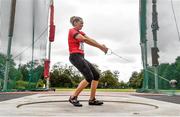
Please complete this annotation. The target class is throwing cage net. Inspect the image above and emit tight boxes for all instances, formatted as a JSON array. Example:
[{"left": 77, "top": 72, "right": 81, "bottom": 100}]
[
  {"left": 140, "top": 0, "right": 180, "bottom": 95},
  {"left": 0, "top": 0, "right": 51, "bottom": 91}
]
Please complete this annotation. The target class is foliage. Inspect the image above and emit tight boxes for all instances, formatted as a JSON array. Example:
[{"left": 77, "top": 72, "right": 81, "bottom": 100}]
[
  {"left": 130, "top": 56, "right": 180, "bottom": 89},
  {"left": 50, "top": 56, "right": 180, "bottom": 89},
  {"left": 99, "top": 70, "right": 119, "bottom": 88},
  {"left": 50, "top": 62, "right": 121, "bottom": 88},
  {"left": 15, "top": 80, "right": 36, "bottom": 90},
  {"left": 36, "top": 79, "right": 45, "bottom": 88},
  {"left": 0, "top": 52, "right": 45, "bottom": 91},
  {"left": 128, "top": 71, "right": 143, "bottom": 89},
  {"left": 1, "top": 52, "right": 180, "bottom": 90}
]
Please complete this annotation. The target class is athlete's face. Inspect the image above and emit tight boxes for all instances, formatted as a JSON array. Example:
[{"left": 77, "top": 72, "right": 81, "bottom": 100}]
[{"left": 74, "top": 20, "right": 83, "bottom": 30}]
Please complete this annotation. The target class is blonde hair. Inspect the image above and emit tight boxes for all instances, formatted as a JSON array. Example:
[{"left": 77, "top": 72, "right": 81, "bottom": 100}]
[{"left": 70, "top": 16, "right": 83, "bottom": 26}]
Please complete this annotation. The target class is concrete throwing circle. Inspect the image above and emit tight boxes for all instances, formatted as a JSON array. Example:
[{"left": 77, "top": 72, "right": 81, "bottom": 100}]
[{"left": 17, "top": 100, "right": 158, "bottom": 115}]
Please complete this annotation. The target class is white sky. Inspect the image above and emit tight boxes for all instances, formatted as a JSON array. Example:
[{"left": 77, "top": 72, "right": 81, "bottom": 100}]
[{"left": 51, "top": 0, "right": 142, "bottom": 82}]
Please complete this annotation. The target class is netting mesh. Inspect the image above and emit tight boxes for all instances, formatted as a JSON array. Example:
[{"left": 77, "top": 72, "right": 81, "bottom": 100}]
[
  {"left": 140, "top": 0, "right": 180, "bottom": 93},
  {"left": 0, "top": 0, "right": 50, "bottom": 91}
]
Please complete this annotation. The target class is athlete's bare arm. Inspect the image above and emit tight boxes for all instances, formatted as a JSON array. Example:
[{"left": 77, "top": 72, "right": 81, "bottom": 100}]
[{"left": 75, "top": 34, "right": 108, "bottom": 53}]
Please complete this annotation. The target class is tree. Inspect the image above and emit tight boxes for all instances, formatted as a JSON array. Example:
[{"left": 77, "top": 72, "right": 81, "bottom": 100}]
[
  {"left": 99, "top": 70, "right": 119, "bottom": 88},
  {"left": 128, "top": 71, "right": 143, "bottom": 89},
  {"left": 50, "top": 63, "right": 122, "bottom": 88},
  {"left": 0, "top": 53, "right": 23, "bottom": 89},
  {"left": 0, "top": 53, "right": 17, "bottom": 79},
  {"left": 18, "top": 65, "right": 29, "bottom": 81},
  {"left": 18, "top": 59, "right": 44, "bottom": 82},
  {"left": 50, "top": 63, "right": 76, "bottom": 87},
  {"left": 119, "top": 80, "right": 128, "bottom": 89}
]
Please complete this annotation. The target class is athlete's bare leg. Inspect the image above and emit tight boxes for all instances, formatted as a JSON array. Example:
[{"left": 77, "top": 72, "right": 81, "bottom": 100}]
[
  {"left": 71, "top": 79, "right": 89, "bottom": 97},
  {"left": 90, "top": 80, "right": 98, "bottom": 100}
]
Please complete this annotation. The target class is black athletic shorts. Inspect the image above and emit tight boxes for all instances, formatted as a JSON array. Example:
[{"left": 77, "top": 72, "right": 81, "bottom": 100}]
[{"left": 69, "top": 53, "right": 100, "bottom": 83}]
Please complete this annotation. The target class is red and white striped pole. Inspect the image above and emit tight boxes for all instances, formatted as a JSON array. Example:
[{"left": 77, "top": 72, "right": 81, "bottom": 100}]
[{"left": 44, "top": 0, "right": 55, "bottom": 90}]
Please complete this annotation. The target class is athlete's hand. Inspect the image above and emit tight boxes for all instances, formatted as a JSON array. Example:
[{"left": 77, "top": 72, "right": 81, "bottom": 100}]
[{"left": 100, "top": 44, "right": 108, "bottom": 54}]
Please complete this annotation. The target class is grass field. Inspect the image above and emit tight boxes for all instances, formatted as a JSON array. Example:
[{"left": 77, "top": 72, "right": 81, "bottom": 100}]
[
  {"left": 54, "top": 88, "right": 180, "bottom": 94},
  {"left": 55, "top": 88, "right": 136, "bottom": 92}
]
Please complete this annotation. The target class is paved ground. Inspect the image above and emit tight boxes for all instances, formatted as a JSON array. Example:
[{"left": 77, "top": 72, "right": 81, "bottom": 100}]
[
  {"left": 133, "top": 94, "right": 180, "bottom": 104},
  {"left": 0, "top": 91, "right": 180, "bottom": 117},
  {"left": 0, "top": 93, "right": 33, "bottom": 102}
]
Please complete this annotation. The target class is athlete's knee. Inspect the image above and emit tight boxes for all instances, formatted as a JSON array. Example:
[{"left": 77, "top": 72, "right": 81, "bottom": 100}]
[
  {"left": 85, "top": 78, "right": 92, "bottom": 83},
  {"left": 83, "top": 72, "right": 94, "bottom": 83},
  {"left": 93, "top": 73, "right": 100, "bottom": 81}
]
